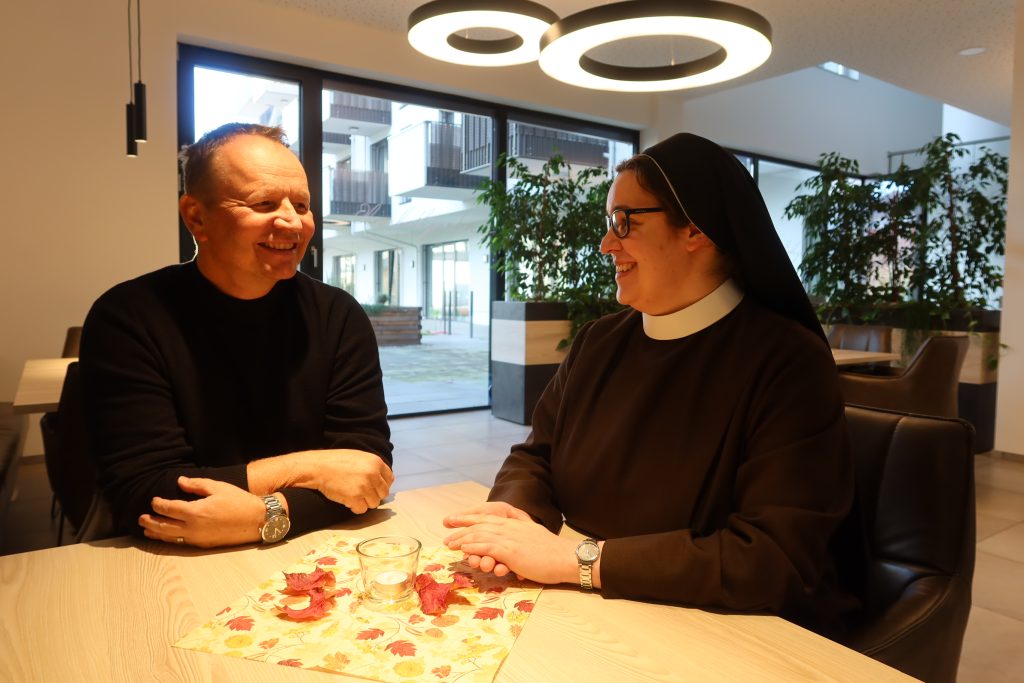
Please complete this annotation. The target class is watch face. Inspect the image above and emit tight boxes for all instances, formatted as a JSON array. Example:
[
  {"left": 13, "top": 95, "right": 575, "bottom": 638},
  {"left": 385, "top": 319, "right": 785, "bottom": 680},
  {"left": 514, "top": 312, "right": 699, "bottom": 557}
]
[
  {"left": 577, "top": 541, "right": 600, "bottom": 563},
  {"left": 261, "top": 514, "right": 290, "bottom": 543}
]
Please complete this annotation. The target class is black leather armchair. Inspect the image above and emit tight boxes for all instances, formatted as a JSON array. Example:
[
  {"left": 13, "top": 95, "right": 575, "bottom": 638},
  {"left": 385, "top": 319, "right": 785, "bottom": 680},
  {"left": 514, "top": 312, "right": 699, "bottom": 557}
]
[
  {"left": 42, "top": 361, "right": 114, "bottom": 544},
  {"left": 828, "top": 323, "right": 893, "bottom": 352},
  {"left": 838, "top": 335, "right": 969, "bottom": 418},
  {"left": 840, "top": 405, "right": 975, "bottom": 683}
]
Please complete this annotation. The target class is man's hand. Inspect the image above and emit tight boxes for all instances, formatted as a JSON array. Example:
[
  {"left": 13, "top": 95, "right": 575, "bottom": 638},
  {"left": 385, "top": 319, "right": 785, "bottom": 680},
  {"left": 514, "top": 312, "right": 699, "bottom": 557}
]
[
  {"left": 139, "top": 476, "right": 269, "bottom": 548},
  {"left": 443, "top": 510, "right": 587, "bottom": 586},
  {"left": 247, "top": 449, "right": 394, "bottom": 514},
  {"left": 307, "top": 450, "right": 394, "bottom": 513}
]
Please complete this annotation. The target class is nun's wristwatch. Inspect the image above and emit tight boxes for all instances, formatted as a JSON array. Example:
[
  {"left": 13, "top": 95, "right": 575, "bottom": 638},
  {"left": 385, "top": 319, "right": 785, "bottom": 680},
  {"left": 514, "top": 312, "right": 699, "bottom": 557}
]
[
  {"left": 575, "top": 538, "right": 601, "bottom": 590},
  {"left": 259, "top": 494, "right": 290, "bottom": 543}
]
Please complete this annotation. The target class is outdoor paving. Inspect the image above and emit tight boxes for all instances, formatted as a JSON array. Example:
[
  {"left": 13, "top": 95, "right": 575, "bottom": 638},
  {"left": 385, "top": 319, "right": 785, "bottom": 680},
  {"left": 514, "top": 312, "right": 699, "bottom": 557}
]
[{"left": 378, "top": 332, "right": 489, "bottom": 415}]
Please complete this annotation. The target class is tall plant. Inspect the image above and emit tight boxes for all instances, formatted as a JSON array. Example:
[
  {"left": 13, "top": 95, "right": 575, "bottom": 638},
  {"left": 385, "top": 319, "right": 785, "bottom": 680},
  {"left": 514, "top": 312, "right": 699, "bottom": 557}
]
[
  {"left": 477, "top": 153, "right": 620, "bottom": 343},
  {"left": 785, "top": 134, "right": 1008, "bottom": 327},
  {"left": 783, "top": 152, "right": 881, "bottom": 322},
  {"left": 916, "top": 133, "right": 1007, "bottom": 312}
]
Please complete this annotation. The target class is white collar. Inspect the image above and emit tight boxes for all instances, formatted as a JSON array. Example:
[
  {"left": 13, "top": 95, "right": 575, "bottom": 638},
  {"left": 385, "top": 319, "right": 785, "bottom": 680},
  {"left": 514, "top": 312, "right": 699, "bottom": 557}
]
[{"left": 641, "top": 279, "right": 744, "bottom": 340}]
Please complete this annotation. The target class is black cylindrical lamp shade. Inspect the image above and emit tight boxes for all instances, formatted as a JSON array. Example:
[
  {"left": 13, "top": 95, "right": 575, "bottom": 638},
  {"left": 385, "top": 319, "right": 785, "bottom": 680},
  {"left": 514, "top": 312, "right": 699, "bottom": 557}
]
[
  {"left": 126, "top": 103, "right": 138, "bottom": 157},
  {"left": 133, "top": 81, "right": 147, "bottom": 142}
]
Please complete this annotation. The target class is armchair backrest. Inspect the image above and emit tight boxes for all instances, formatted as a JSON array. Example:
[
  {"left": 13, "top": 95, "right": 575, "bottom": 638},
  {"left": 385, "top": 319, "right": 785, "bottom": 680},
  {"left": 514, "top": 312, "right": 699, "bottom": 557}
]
[
  {"left": 841, "top": 405, "right": 975, "bottom": 683},
  {"left": 838, "top": 334, "right": 969, "bottom": 418}
]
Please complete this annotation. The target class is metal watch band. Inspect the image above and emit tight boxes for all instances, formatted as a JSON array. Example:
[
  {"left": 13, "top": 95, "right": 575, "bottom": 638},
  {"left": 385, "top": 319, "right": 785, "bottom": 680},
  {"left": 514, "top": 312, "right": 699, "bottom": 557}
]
[
  {"left": 262, "top": 494, "right": 284, "bottom": 519},
  {"left": 579, "top": 562, "right": 594, "bottom": 590}
]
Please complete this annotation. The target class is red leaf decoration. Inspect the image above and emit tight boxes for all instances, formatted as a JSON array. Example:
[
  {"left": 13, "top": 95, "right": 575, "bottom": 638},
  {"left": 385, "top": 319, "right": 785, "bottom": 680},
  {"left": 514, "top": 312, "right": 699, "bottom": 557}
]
[
  {"left": 408, "top": 614, "right": 425, "bottom": 624},
  {"left": 282, "top": 567, "right": 335, "bottom": 594},
  {"left": 226, "top": 616, "right": 254, "bottom": 631},
  {"left": 334, "top": 587, "right": 352, "bottom": 597},
  {"left": 356, "top": 627, "right": 385, "bottom": 641},
  {"left": 259, "top": 638, "right": 279, "bottom": 649},
  {"left": 278, "top": 587, "right": 336, "bottom": 621},
  {"left": 433, "top": 665, "right": 452, "bottom": 678},
  {"left": 474, "top": 606, "right": 504, "bottom": 620},
  {"left": 278, "top": 659, "right": 303, "bottom": 667},
  {"left": 422, "top": 563, "right": 443, "bottom": 572},
  {"left": 417, "top": 577, "right": 454, "bottom": 616},
  {"left": 315, "top": 556, "right": 337, "bottom": 566},
  {"left": 386, "top": 639, "right": 416, "bottom": 657},
  {"left": 216, "top": 606, "right": 231, "bottom": 616},
  {"left": 515, "top": 600, "right": 534, "bottom": 613},
  {"left": 414, "top": 572, "right": 476, "bottom": 616}
]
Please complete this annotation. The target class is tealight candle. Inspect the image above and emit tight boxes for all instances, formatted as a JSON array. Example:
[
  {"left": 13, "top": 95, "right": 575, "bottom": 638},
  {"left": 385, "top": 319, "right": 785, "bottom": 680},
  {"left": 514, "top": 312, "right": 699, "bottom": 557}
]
[{"left": 373, "top": 570, "right": 411, "bottom": 598}]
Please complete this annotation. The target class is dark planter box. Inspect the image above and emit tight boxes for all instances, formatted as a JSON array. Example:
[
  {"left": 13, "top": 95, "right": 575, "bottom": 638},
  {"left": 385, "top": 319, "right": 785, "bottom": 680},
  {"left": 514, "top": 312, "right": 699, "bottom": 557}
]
[
  {"left": 366, "top": 306, "right": 422, "bottom": 346},
  {"left": 490, "top": 301, "right": 569, "bottom": 425}
]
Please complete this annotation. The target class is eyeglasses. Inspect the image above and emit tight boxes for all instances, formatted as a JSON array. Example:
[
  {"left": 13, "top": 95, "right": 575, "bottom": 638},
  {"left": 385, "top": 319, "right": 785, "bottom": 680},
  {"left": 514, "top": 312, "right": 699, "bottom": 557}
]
[{"left": 606, "top": 207, "right": 665, "bottom": 238}]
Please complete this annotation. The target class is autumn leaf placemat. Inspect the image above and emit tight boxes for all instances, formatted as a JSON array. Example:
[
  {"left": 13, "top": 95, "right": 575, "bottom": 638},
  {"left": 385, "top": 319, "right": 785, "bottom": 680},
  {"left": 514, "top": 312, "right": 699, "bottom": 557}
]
[{"left": 174, "top": 535, "right": 542, "bottom": 682}]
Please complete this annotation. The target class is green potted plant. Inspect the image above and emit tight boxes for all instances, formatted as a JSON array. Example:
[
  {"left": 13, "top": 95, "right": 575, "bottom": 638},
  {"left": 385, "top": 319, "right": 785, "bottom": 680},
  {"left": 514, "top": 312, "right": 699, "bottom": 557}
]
[
  {"left": 477, "top": 153, "right": 620, "bottom": 423},
  {"left": 784, "top": 133, "right": 1008, "bottom": 450}
]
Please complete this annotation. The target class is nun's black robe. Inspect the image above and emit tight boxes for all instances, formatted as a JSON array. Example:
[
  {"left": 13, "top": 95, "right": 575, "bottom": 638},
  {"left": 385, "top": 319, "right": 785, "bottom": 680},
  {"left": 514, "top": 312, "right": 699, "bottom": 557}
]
[{"left": 489, "top": 296, "right": 858, "bottom": 635}]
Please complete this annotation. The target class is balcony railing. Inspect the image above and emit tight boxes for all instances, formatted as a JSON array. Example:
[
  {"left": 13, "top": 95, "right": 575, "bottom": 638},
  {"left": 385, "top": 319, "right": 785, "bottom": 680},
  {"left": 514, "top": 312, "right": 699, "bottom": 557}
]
[
  {"left": 424, "top": 122, "right": 487, "bottom": 190},
  {"left": 330, "top": 168, "right": 391, "bottom": 218},
  {"left": 462, "top": 114, "right": 492, "bottom": 172},
  {"left": 328, "top": 93, "right": 391, "bottom": 125},
  {"left": 510, "top": 124, "right": 608, "bottom": 167}
]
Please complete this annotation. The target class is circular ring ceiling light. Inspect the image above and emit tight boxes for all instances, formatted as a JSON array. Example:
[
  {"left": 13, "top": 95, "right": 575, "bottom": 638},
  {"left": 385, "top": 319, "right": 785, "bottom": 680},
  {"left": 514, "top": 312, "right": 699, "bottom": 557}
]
[
  {"left": 408, "top": 0, "right": 558, "bottom": 67},
  {"left": 538, "top": 0, "right": 772, "bottom": 92}
]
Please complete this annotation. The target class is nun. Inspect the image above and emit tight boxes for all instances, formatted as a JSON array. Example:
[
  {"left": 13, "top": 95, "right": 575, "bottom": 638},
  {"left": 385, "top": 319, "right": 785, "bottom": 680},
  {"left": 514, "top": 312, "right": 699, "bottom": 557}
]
[{"left": 444, "top": 133, "right": 859, "bottom": 636}]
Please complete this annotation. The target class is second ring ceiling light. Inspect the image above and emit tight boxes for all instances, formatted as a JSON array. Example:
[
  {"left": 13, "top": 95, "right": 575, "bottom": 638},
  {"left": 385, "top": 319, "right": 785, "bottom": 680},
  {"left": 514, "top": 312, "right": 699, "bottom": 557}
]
[{"left": 407, "top": 0, "right": 773, "bottom": 92}]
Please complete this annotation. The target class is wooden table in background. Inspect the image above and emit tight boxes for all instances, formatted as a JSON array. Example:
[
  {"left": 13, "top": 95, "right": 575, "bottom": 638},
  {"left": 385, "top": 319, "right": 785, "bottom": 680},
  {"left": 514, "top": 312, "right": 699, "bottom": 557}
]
[
  {"left": 832, "top": 349, "right": 901, "bottom": 367},
  {"left": 0, "top": 481, "right": 917, "bottom": 682},
  {"left": 12, "top": 357, "right": 75, "bottom": 414}
]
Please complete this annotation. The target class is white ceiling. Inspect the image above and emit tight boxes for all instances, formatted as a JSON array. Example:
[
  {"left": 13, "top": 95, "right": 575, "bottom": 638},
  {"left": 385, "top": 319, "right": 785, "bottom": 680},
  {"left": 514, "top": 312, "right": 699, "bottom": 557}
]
[{"left": 259, "top": 0, "right": 1015, "bottom": 125}]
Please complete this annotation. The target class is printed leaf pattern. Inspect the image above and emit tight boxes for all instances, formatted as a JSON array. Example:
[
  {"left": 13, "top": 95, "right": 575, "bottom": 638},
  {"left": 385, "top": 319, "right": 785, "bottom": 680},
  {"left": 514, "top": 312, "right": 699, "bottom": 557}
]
[{"left": 174, "top": 535, "right": 542, "bottom": 683}]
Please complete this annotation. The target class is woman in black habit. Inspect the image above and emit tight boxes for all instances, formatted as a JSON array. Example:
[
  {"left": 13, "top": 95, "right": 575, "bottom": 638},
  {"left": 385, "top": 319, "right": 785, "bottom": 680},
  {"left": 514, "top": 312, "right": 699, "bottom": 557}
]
[{"left": 444, "top": 132, "right": 858, "bottom": 636}]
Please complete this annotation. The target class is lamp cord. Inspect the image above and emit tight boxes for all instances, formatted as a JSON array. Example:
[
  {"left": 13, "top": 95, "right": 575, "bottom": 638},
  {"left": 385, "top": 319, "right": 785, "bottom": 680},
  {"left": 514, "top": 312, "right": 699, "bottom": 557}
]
[
  {"left": 127, "top": 0, "right": 133, "bottom": 100},
  {"left": 136, "top": 0, "right": 142, "bottom": 81}
]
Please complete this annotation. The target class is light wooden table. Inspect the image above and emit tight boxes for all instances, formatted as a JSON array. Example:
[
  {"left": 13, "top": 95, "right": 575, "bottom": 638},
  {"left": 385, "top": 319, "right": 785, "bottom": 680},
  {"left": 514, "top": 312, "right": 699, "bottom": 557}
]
[
  {"left": 12, "top": 357, "right": 75, "bottom": 414},
  {"left": 0, "top": 481, "right": 916, "bottom": 682},
  {"left": 832, "top": 349, "right": 901, "bottom": 367}
]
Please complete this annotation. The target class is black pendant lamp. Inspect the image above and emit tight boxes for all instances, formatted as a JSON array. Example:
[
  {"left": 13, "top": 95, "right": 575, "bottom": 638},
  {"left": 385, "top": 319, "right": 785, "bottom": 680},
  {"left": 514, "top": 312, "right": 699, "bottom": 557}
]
[{"left": 125, "top": 0, "right": 146, "bottom": 157}]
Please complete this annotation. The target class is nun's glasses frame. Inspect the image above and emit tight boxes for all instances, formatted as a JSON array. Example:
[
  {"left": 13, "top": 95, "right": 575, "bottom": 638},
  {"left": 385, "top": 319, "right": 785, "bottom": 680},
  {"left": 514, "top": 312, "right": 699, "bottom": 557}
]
[{"left": 607, "top": 207, "right": 665, "bottom": 239}]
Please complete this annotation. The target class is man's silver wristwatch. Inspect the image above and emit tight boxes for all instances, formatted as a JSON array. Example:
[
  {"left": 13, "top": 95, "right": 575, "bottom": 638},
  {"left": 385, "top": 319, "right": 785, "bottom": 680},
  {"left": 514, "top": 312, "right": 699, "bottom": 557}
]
[
  {"left": 575, "top": 538, "right": 601, "bottom": 590},
  {"left": 259, "top": 494, "right": 291, "bottom": 544}
]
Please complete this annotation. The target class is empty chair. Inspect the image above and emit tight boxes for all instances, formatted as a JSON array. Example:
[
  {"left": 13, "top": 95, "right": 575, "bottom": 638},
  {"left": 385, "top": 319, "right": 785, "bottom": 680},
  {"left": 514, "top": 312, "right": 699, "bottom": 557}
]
[
  {"left": 838, "top": 334, "right": 969, "bottom": 418},
  {"left": 839, "top": 404, "right": 975, "bottom": 683}
]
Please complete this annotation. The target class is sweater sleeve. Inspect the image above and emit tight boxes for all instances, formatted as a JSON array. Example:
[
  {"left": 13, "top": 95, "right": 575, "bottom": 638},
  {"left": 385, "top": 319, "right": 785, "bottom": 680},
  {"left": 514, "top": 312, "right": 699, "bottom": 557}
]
[
  {"left": 486, "top": 322, "right": 598, "bottom": 532},
  {"left": 279, "top": 295, "right": 393, "bottom": 533},
  {"left": 598, "top": 338, "right": 853, "bottom": 628},
  {"left": 80, "top": 288, "right": 250, "bottom": 535}
]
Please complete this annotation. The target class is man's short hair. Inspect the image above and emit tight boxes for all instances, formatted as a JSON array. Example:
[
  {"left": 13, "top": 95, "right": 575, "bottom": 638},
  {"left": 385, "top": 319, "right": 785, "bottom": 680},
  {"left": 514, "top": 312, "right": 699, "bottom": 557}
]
[{"left": 179, "top": 122, "right": 289, "bottom": 201}]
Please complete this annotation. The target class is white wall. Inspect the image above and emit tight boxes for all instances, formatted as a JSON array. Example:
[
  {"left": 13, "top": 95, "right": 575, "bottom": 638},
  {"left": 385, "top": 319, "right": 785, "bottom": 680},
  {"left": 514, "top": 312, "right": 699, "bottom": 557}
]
[
  {"left": 661, "top": 67, "right": 945, "bottom": 174},
  {"left": 943, "top": 104, "right": 1012, "bottom": 140},
  {"left": 994, "top": 3, "right": 1024, "bottom": 457}
]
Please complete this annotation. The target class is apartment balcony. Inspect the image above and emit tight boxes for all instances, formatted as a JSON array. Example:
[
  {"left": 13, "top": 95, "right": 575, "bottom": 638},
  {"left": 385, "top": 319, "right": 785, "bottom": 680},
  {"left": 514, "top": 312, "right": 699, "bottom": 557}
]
[
  {"left": 510, "top": 123, "right": 609, "bottom": 168},
  {"left": 389, "top": 121, "right": 489, "bottom": 200},
  {"left": 329, "top": 168, "right": 391, "bottom": 221},
  {"left": 323, "top": 93, "right": 392, "bottom": 139}
]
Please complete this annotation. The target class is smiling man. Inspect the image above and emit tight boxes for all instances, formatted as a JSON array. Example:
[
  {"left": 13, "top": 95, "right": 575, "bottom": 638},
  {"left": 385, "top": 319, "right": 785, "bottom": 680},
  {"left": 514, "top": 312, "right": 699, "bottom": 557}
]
[{"left": 79, "top": 123, "right": 394, "bottom": 549}]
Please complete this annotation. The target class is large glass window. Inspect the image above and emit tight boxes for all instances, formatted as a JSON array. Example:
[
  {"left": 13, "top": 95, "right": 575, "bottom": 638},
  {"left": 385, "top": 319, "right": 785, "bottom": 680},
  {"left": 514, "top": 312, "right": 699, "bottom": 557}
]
[{"left": 179, "top": 45, "right": 638, "bottom": 416}]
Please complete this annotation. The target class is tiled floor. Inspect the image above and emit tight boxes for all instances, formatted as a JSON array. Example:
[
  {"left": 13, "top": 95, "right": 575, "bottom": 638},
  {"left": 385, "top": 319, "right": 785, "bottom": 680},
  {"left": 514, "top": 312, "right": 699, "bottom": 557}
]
[{"left": 2, "top": 409, "right": 1023, "bottom": 682}]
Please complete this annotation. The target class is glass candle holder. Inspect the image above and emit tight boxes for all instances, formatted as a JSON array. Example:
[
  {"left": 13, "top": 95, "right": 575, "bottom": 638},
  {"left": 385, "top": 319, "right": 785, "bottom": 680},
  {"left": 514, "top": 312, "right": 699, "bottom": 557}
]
[{"left": 356, "top": 536, "right": 421, "bottom": 604}]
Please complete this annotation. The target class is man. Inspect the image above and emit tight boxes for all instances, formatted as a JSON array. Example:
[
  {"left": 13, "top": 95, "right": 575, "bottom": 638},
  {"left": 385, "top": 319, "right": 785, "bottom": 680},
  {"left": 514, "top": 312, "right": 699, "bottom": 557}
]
[{"left": 80, "top": 122, "right": 393, "bottom": 548}]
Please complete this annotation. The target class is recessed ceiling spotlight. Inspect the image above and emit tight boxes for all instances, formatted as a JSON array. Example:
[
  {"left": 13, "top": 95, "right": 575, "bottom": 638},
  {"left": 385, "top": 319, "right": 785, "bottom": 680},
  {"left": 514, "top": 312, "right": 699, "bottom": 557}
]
[
  {"left": 959, "top": 47, "right": 986, "bottom": 57},
  {"left": 408, "top": 0, "right": 558, "bottom": 67}
]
